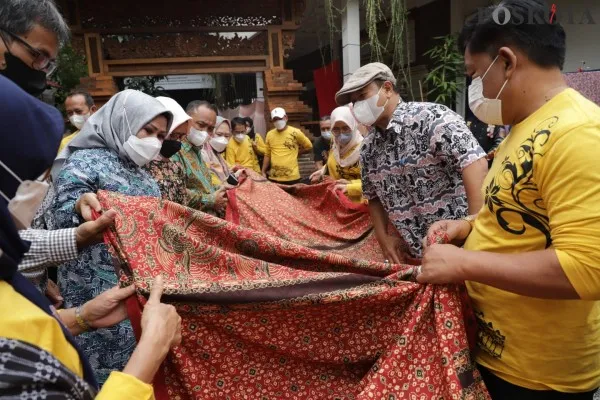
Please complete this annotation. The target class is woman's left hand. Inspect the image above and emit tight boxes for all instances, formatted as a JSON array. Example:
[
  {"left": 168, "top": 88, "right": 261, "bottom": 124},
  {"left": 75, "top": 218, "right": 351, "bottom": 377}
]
[
  {"left": 81, "top": 284, "right": 136, "bottom": 329},
  {"left": 334, "top": 183, "right": 348, "bottom": 194}
]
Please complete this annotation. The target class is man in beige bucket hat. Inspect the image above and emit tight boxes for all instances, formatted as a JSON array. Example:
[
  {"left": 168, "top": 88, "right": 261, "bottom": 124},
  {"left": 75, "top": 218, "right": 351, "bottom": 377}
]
[{"left": 335, "top": 62, "right": 488, "bottom": 262}]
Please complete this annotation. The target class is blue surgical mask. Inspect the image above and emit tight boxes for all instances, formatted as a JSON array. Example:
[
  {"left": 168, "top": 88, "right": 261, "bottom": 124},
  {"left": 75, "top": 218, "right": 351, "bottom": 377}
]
[
  {"left": 321, "top": 131, "right": 332, "bottom": 140},
  {"left": 337, "top": 133, "right": 352, "bottom": 146}
]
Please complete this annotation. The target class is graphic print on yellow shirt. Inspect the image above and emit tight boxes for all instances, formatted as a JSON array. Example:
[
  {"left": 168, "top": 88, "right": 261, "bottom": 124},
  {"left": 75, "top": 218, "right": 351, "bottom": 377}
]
[
  {"left": 464, "top": 89, "right": 600, "bottom": 392},
  {"left": 265, "top": 126, "right": 313, "bottom": 182}
]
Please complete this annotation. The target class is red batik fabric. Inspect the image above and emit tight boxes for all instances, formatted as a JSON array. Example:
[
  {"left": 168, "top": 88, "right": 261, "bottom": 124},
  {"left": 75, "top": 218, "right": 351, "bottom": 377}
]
[{"left": 98, "top": 178, "right": 488, "bottom": 400}]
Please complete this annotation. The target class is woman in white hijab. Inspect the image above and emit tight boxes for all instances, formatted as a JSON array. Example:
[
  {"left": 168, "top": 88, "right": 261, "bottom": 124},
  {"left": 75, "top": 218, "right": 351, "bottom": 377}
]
[
  {"left": 50, "top": 89, "right": 173, "bottom": 385},
  {"left": 310, "top": 106, "right": 364, "bottom": 203},
  {"left": 201, "top": 116, "right": 232, "bottom": 185},
  {"left": 144, "top": 96, "right": 192, "bottom": 205}
]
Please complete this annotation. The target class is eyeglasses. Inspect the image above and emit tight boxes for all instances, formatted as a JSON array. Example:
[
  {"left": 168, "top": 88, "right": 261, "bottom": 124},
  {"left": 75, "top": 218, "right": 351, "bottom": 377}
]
[{"left": 1, "top": 29, "right": 57, "bottom": 76}]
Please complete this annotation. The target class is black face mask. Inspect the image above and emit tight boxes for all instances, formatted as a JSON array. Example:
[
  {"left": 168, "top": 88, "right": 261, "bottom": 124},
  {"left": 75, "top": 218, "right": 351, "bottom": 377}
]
[
  {"left": 159, "top": 139, "right": 182, "bottom": 159},
  {"left": 0, "top": 52, "right": 47, "bottom": 97}
]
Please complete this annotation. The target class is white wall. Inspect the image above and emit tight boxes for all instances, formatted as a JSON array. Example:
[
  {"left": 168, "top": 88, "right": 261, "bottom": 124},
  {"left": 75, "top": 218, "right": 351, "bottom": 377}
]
[{"left": 553, "top": 0, "right": 600, "bottom": 72}]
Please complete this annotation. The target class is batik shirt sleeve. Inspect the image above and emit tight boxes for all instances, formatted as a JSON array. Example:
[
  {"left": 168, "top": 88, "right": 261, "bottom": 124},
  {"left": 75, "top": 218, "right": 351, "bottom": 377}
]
[
  {"left": 429, "top": 105, "right": 486, "bottom": 172},
  {"left": 360, "top": 137, "right": 377, "bottom": 201}
]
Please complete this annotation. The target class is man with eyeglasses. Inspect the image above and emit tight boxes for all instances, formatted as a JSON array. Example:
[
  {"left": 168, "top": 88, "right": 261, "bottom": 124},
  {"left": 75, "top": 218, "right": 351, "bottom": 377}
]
[
  {"left": 1, "top": 0, "right": 117, "bottom": 298},
  {"left": 0, "top": 1, "right": 63, "bottom": 96},
  {"left": 170, "top": 100, "right": 228, "bottom": 215}
]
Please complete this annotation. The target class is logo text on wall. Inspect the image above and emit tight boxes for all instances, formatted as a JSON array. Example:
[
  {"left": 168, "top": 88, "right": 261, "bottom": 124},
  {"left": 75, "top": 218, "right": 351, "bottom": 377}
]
[{"left": 486, "top": 5, "right": 596, "bottom": 25}]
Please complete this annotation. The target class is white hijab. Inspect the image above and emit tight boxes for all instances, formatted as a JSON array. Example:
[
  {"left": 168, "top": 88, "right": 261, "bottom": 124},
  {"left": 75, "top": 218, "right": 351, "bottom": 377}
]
[{"left": 331, "top": 106, "right": 363, "bottom": 168}]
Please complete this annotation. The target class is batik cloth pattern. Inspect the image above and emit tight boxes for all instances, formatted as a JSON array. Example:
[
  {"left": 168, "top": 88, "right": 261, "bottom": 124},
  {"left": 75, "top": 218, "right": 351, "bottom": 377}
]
[
  {"left": 98, "top": 177, "right": 488, "bottom": 400},
  {"left": 144, "top": 159, "right": 188, "bottom": 205}
]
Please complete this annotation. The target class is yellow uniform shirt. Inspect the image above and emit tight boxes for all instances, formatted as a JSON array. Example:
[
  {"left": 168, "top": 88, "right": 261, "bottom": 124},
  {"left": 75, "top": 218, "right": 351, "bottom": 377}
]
[
  {"left": 265, "top": 125, "right": 313, "bottom": 182},
  {"left": 325, "top": 148, "right": 363, "bottom": 202},
  {"left": 225, "top": 135, "right": 261, "bottom": 173},
  {"left": 0, "top": 281, "right": 154, "bottom": 399},
  {"left": 464, "top": 89, "right": 600, "bottom": 392},
  {"left": 254, "top": 134, "right": 267, "bottom": 156},
  {"left": 58, "top": 131, "right": 78, "bottom": 153}
]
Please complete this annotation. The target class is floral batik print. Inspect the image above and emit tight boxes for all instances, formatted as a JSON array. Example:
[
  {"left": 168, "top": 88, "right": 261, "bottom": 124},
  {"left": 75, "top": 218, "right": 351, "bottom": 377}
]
[{"left": 98, "top": 178, "right": 489, "bottom": 400}]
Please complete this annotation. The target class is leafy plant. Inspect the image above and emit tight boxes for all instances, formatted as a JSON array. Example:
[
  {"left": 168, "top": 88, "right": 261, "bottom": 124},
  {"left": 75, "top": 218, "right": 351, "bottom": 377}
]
[
  {"left": 423, "top": 34, "right": 464, "bottom": 108},
  {"left": 123, "top": 76, "right": 167, "bottom": 96},
  {"left": 53, "top": 44, "right": 88, "bottom": 113},
  {"left": 323, "top": 0, "right": 414, "bottom": 100}
]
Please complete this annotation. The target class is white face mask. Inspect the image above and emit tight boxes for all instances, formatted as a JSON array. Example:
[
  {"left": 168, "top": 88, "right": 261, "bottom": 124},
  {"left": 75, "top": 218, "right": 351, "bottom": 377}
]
[
  {"left": 353, "top": 87, "right": 388, "bottom": 126},
  {"left": 188, "top": 127, "right": 209, "bottom": 147},
  {"left": 69, "top": 113, "right": 91, "bottom": 130},
  {"left": 274, "top": 120, "right": 287, "bottom": 131},
  {"left": 321, "top": 131, "right": 332, "bottom": 140},
  {"left": 123, "top": 135, "right": 162, "bottom": 166},
  {"left": 468, "top": 55, "right": 509, "bottom": 126},
  {"left": 0, "top": 160, "right": 49, "bottom": 230},
  {"left": 234, "top": 133, "right": 246, "bottom": 143},
  {"left": 210, "top": 136, "right": 229, "bottom": 153}
]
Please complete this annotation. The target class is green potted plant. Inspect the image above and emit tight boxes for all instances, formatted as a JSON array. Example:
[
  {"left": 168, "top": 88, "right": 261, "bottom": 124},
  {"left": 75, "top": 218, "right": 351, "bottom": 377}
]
[{"left": 423, "top": 34, "right": 464, "bottom": 109}]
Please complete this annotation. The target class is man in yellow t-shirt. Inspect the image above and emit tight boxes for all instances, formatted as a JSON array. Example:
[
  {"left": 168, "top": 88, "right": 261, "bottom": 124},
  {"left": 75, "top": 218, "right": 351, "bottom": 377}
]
[
  {"left": 418, "top": 2, "right": 600, "bottom": 398},
  {"left": 226, "top": 117, "right": 261, "bottom": 173},
  {"left": 262, "top": 107, "right": 313, "bottom": 184},
  {"left": 59, "top": 91, "right": 97, "bottom": 153}
]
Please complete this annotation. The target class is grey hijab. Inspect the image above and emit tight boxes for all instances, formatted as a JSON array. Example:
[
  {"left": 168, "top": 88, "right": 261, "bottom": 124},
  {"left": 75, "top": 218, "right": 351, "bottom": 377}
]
[{"left": 51, "top": 89, "right": 173, "bottom": 181}]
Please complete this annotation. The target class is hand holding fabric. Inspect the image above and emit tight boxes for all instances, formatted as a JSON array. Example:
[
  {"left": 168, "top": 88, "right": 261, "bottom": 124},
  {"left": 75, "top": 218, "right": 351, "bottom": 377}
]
[
  {"left": 213, "top": 189, "right": 228, "bottom": 212},
  {"left": 423, "top": 219, "right": 472, "bottom": 250},
  {"left": 75, "top": 192, "right": 101, "bottom": 221},
  {"left": 418, "top": 244, "right": 469, "bottom": 284},
  {"left": 45, "top": 279, "right": 63, "bottom": 308},
  {"left": 376, "top": 234, "right": 406, "bottom": 265},
  {"left": 334, "top": 183, "right": 348, "bottom": 194},
  {"left": 309, "top": 168, "right": 325, "bottom": 184},
  {"left": 81, "top": 284, "right": 136, "bottom": 329},
  {"left": 75, "top": 209, "right": 117, "bottom": 250}
]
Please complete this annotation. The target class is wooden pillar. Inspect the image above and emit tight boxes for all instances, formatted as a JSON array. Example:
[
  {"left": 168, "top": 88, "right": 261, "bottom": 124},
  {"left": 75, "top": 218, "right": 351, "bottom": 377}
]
[
  {"left": 79, "top": 33, "right": 118, "bottom": 106},
  {"left": 263, "top": 0, "right": 312, "bottom": 136}
]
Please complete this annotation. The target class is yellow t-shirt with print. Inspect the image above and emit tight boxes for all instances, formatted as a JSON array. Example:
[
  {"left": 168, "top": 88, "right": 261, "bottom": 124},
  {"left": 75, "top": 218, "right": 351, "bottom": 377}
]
[
  {"left": 464, "top": 89, "right": 600, "bottom": 392},
  {"left": 265, "top": 125, "right": 313, "bottom": 182},
  {"left": 325, "top": 147, "right": 363, "bottom": 202},
  {"left": 0, "top": 281, "right": 154, "bottom": 399},
  {"left": 225, "top": 135, "right": 261, "bottom": 173}
]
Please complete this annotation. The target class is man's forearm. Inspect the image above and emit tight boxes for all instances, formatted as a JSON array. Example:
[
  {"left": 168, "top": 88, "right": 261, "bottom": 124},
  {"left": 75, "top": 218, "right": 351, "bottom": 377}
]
[
  {"left": 462, "top": 158, "right": 488, "bottom": 214},
  {"left": 368, "top": 198, "right": 389, "bottom": 238},
  {"left": 262, "top": 156, "right": 271, "bottom": 174},
  {"left": 462, "top": 248, "right": 579, "bottom": 299}
]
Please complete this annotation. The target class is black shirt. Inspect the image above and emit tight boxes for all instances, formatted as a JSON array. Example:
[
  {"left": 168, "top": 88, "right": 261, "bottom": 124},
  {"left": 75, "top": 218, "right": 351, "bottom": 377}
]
[{"left": 313, "top": 136, "right": 331, "bottom": 164}]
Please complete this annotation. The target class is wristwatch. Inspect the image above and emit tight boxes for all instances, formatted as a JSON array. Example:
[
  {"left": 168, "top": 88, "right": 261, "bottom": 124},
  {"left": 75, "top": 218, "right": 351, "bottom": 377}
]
[{"left": 462, "top": 214, "right": 478, "bottom": 232}]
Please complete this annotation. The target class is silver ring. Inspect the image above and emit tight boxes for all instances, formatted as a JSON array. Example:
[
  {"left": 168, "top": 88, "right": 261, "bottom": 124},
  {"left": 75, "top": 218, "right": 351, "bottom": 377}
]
[{"left": 384, "top": 259, "right": 390, "bottom": 264}]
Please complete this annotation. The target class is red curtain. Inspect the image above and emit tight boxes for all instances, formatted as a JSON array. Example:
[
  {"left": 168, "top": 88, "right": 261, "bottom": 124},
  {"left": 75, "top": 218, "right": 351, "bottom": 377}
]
[{"left": 313, "top": 60, "right": 343, "bottom": 118}]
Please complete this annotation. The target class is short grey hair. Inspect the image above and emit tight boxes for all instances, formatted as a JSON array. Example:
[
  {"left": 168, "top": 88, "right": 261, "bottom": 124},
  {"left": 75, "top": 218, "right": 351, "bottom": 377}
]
[
  {"left": 0, "top": 0, "right": 70, "bottom": 46},
  {"left": 320, "top": 115, "right": 331, "bottom": 122},
  {"left": 186, "top": 100, "right": 218, "bottom": 115}
]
